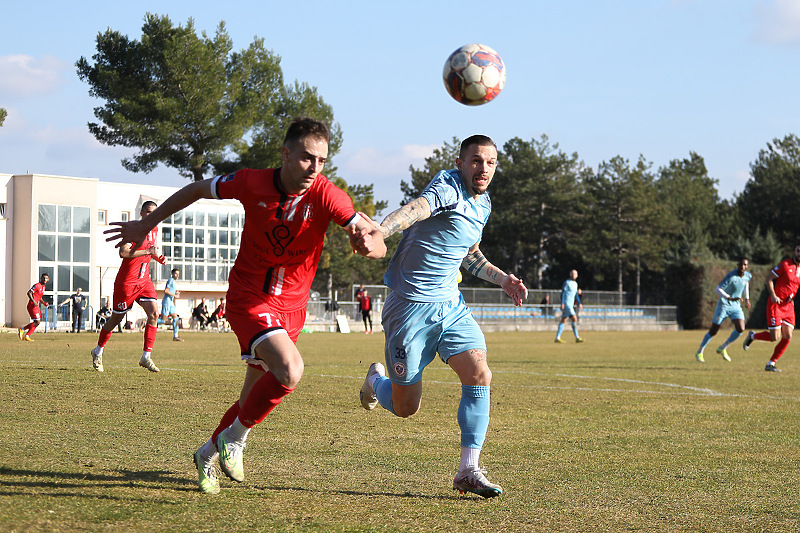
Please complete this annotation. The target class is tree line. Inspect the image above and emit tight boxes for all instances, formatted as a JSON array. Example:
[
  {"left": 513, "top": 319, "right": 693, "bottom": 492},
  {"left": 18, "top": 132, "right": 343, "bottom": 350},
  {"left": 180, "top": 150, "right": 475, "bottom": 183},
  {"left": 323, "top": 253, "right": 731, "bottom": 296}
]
[{"left": 76, "top": 14, "right": 800, "bottom": 304}]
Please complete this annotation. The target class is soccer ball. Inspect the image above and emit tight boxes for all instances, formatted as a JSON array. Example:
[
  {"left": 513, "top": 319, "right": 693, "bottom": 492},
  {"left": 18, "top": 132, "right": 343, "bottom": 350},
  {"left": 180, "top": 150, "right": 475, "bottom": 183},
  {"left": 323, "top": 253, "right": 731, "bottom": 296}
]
[{"left": 442, "top": 44, "right": 506, "bottom": 106}]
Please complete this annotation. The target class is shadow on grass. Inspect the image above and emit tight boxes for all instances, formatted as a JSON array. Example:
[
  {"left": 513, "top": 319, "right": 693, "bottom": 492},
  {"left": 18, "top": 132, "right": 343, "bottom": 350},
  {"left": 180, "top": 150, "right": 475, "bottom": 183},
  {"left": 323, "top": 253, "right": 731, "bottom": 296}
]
[{"left": 0, "top": 466, "right": 478, "bottom": 501}]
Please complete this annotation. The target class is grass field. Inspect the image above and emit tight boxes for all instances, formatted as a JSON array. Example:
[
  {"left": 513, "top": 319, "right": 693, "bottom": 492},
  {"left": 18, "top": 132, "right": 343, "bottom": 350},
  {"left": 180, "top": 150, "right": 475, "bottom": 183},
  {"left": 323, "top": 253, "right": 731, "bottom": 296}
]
[{"left": 1, "top": 328, "right": 798, "bottom": 532}]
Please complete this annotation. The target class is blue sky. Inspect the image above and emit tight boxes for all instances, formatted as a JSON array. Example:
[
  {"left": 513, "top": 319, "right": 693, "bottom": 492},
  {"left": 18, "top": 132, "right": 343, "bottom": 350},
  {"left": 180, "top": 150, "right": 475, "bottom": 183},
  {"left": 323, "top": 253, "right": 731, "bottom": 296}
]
[{"left": 2, "top": 1, "right": 799, "bottom": 212}]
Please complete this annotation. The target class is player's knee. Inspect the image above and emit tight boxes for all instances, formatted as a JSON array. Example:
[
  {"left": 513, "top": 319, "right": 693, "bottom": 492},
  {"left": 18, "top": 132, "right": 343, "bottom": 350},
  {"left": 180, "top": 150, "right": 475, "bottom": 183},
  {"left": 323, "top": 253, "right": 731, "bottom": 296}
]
[
  {"left": 393, "top": 400, "right": 420, "bottom": 418},
  {"left": 273, "top": 360, "right": 304, "bottom": 389}
]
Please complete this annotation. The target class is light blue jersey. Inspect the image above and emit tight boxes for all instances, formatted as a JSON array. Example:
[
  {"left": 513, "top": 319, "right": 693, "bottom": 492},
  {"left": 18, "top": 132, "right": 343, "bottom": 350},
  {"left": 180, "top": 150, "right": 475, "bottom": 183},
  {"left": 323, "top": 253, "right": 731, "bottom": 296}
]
[
  {"left": 711, "top": 269, "right": 751, "bottom": 324},
  {"left": 561, "top": 279, "right": 578, "bottom": 307},
  {"left": 384, "top": 169, "right": 491, "bottom": 303},
  {"left": 162, "top": 277, "right": 177, "bottom": 315}
]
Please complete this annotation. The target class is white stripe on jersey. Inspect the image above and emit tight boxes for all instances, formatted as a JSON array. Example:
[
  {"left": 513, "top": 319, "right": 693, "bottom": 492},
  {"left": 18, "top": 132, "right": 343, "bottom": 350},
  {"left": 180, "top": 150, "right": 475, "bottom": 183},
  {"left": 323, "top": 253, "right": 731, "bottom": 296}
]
[
  {"left": 284, "top": 196, "right": 303, "bottom": 221},
  {"left": 271, "top": 267, "right": 285, "bottom": 296}
]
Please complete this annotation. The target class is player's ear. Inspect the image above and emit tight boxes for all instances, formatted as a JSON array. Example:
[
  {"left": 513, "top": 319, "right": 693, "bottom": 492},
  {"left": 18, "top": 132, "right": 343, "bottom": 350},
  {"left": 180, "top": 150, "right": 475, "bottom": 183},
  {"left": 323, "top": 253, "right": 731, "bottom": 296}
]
[{"left": 280, "top": 145, "right": 290, "bottom": 163}]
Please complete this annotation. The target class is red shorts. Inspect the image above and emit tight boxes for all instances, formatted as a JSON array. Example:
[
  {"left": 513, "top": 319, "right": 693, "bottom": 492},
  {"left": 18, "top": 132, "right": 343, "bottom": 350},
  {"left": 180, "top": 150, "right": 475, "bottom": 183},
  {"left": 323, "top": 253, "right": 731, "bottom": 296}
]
[
  {"left": 113, "top": 280, "right": 158, "bottom": 314},
  {"left": 27, "top": 301, "right": 41, "bottom": 320},
  {"left": 767, "top": 298, "right": 795, "bottom": 329},
  {"left": 226, "top": 286, "right": 306, "bottom": 358}
]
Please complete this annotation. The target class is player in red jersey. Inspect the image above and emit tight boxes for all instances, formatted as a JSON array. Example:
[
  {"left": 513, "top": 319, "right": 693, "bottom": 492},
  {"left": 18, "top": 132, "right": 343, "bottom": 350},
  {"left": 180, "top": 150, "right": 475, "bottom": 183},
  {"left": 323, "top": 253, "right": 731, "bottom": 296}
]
[
  {"left": 19, "top": 273, "right": 50, "bottom": 341},
  {"left": 743, "top": 244, "right": 800, "bottom": 372},
  {"left": 104, "top": 117, "right": 386, "bottom": 494},
  {"left": 90, "top": 201, "right": 167, "bottom": 374}
]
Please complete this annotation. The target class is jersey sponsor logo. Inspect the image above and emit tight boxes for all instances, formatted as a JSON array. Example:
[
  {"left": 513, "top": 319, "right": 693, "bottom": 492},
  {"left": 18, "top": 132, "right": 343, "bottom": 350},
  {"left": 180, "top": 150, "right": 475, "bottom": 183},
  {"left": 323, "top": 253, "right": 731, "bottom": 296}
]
[
  {"left": 220, "top": 173, "right": 235, "bottom": 183},
  {"left": 265, "top": 225, "right": 294, "bottom": 256}
]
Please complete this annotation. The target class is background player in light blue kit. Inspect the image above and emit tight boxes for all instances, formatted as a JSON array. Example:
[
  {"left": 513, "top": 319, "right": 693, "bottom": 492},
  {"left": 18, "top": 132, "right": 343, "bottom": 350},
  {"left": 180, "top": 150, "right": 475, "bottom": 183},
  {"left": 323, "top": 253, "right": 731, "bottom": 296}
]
[
  {"left": 356, "top": 135, "right": 527, "bottom": 498},
  {"left": 159, "top": 268, "right": 183, "bottom": 342},
  {"left": 555, "top": 269, "right": 584, "bottom": 343},
  {"left": 695, "top": 258, "right": 751, "bottom": 362}
]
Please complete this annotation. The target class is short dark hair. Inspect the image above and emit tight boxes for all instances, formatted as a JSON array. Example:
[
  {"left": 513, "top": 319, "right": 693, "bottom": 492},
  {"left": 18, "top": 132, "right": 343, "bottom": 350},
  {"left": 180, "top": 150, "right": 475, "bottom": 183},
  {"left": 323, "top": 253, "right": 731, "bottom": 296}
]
[
  {"left": 171, "top": 268, "right": 180, "bottom": 275},
  {"left": 141, "top": 200, "right": 157, "bottom": 212},
  {"left": 283, "top": 117, "right": 330, "bottom": 148},
  {"left": 459, "top": 135, "right": 496, "bottom": 159}
]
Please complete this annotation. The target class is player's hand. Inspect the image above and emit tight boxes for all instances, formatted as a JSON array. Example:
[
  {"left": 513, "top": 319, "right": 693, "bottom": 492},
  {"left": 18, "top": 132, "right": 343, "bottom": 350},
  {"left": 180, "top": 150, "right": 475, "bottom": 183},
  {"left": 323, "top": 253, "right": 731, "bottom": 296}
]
[
  {"left": 104, "top": 220, "right": 149, "bottom": 250},
  {"left": 502, "top": 274, "right": 528, "bottom": 306},
  {"left": 154, "top": 254, "right": 167, "bottom": 265},
  {"left": 771, "top": 294, "right": 782, "bottom": 304},
  {"left": 348, "top": 213, "right": 387, "bottom": 259}
]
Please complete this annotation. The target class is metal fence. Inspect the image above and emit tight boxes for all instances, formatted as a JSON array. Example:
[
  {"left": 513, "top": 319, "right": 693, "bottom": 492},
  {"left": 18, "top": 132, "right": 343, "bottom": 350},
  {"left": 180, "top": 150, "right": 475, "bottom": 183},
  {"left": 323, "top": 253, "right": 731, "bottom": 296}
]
[{"left": 44, "top": 304, "right": 95, "bottom": 332}]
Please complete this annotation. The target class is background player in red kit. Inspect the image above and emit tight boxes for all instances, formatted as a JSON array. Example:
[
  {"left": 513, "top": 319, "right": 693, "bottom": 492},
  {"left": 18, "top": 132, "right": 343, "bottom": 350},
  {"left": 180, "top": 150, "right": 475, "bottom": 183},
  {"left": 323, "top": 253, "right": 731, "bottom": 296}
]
[
  {"left": 19, "top": 273, "right": 50, "bottom": 341},
  {"left": 104, "top": 117, "right": 386, "bottom": 494},
  {"left": 90, "top": 201, "right": 166, "bottom": 373},
  {"left": 743, "top": 244, "right": 800, "bottom": 372}
]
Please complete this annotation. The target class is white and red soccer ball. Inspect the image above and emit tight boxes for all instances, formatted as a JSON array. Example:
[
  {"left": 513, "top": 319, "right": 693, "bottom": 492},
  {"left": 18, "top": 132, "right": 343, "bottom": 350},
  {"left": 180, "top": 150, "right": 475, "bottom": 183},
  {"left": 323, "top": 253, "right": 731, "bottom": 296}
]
[{"left": 443, "top": 44, "right": 506, "bottom": 106}]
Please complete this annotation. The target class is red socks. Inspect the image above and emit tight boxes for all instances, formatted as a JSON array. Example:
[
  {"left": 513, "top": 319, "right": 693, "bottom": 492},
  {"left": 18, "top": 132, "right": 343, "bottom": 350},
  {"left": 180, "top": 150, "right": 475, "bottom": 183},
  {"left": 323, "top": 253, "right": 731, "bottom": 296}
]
[
  {"left": 238, "top": 371, "right": 294, "bottom": 427},
  {"left": 143, "top": 324, "right": 157, "bottom": 352},
  {"left": 753, "top": 331, "right": 772, "bottom": 342},
  {"left": 771, "top": 337, "right": 790, "bottom": 363},
  {"left": 25, "top": 323, "right": 37, "bottom": 335},
  {"left": 212, "top": 402, "right": 241, "bottom": 444},
  {"left": 98, "top": 328, "right": 112, "bottom": 347}
]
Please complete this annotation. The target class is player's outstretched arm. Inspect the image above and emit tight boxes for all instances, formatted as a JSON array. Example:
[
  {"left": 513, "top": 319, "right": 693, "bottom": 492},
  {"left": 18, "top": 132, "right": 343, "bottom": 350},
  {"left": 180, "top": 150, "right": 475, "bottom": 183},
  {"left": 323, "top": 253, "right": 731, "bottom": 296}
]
[
  {"left": 462, "top": 244, "right": 528, "bottom": 306},
  {"left": 378, "top": 197, "right": 431, "bottom": 239},
  {"left": 104, "top": 179, "right": 215, "bottom": 249}
]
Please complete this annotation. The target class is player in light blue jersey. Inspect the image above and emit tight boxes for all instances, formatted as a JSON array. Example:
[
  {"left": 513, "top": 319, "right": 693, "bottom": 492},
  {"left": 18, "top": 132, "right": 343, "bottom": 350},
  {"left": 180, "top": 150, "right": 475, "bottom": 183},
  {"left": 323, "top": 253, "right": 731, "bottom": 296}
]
[
  {"left": 695, "top": 258, "right": 751, "bottom": 362},
  {"left": 555, "top": 269, "right": 584, "bottom": 343},
  {"left": 159, "top": 268, "right": 183, "bottom": 342},
  {"left": 356, "top": 135, "right": 527, "bottom": 498}
]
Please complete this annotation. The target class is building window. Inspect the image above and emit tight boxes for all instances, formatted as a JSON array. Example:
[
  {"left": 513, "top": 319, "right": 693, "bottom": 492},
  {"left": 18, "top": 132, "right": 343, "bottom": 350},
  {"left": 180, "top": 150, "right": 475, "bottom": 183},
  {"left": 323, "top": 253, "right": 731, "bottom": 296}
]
[
  {"left": 121, "top": 211, "right": 130, "bottom": 222},
  {"left": 98, "top": 209, "right": 107, "bottom": 225},
  {"left": 0, "top": 203, "right": 6, "bottom": 219},
  {"left": 36, "top": 203, "right": 92, "bottom": 306}
]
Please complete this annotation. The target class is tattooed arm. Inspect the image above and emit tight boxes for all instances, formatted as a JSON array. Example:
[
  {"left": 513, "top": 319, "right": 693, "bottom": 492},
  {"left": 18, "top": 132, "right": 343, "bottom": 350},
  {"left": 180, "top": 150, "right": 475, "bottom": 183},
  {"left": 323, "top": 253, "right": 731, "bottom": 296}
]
[
  {"left": 378, "top": 197, "right": 432, "bottom": 239},
  {"left": 462, "top": 243, "right": 528, "bottom": 306}
]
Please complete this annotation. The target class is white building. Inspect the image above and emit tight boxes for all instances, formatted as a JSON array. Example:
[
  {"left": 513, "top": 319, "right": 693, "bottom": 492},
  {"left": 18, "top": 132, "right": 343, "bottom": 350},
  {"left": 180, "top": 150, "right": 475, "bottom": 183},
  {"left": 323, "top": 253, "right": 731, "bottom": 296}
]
[{"left": 1, "top": 173, "right": 243, "bottom": 329}]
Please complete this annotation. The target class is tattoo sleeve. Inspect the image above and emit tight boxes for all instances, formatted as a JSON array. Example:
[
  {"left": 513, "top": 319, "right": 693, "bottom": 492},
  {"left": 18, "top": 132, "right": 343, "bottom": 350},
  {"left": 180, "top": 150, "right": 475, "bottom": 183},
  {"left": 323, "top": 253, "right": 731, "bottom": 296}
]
[
  {"left": 379, "top": 197, "right": 431, "bottom": 238},
  {"left": 463, "top": 249, "right": 506, "bottom": 285}
]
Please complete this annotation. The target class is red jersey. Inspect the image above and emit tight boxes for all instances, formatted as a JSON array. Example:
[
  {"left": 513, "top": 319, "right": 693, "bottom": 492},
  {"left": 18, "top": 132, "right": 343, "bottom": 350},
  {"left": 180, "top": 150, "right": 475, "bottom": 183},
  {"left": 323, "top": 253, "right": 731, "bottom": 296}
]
[
  {"left": 771, "top": 258, "right": 800, "bottom": 301},
  {"left": 29, "top": 282, "right": 46, "bottom": 305},
  {"left": 116, "top": 227, "right": 158, "bottom": 285},
  {"left": 359, "top": 294, "right": 372, "bottom": 312},
  {"left": 212, "top": 168, "right": 358, "bottom": 312}
]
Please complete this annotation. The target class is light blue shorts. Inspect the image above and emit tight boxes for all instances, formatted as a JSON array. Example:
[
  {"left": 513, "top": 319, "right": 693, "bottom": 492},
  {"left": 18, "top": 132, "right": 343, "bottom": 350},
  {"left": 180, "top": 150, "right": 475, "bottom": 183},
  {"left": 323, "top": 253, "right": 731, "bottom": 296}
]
[
  {"left": 561, "top": 304, "right": 576, "bottom": 319},
  {"left": 382, "top": 292, "right": 486, "bottom": 385},
  {"left": 712, "top": 301, "right": 744, "bottom": 324},
  {"left": 162, "top": 298, "right": 176, "bottom": 316}
]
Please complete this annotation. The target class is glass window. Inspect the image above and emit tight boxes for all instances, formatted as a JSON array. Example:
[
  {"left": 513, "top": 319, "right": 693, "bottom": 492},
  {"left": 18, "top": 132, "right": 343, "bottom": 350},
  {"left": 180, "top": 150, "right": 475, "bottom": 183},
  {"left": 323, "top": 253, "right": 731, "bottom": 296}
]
[
  {"left": 195, "top": 247, "right": 204, "bottom": 259},
  {"left": 232, "top": 213, "right": 240, "bottom": 228},
  {"left": 220, "top": 248, "right": 228, "bottom": 260},
  {"left": 121, "top": 212, "right": 130, "bottom": 222},
  {"left": 184, "top": 266, "right": 193, "bottom": 281},
  {"left": 38, "top": 204, "right": 56, "bottom": 231},
  {"left": 98, "top": 210, "right": 107, "bottom": 225},
  {"left": 58, "top": 264, "right": 71, "bottom": 292},
  {"left": 73, "top": 237, "right": 90, "bottom": 263},
  {"left": 207, "top": 266, "right": 216, "bottom": 281},
  {"left": 38, "top": 235, "right": 56, "bottom": 261},
  {"left": 58, "top": 205, "right": 72, "bottom": 232},
  {"left": 58, "top": 236, "right": 71, "bottom": 262},
  {"left": 231, "top": 231, "right": 240, "bottom": 246},
  {"left": 185, "top": 229, "right": 193, "bottom": 244},
  {"left": 185, "top": 246, "right": 193, "bottom": 259},
  {"left": 209, "top": 248, "right": 217, "bottom": 260},
  {"left": 185, "top": 211, "right": 194, "bottom": 226},
  {"left": 219, "top": 266, "right": 229, "bottom": 282},
  {"left": 195, "top": 265, "right": 204, "bottom": 281},
  {"left": 163, "top": 245, "right": 172, "bottom": 257},
  {"left": 219, "top": 231, "right": 228, "bottom": 246},
  {"left": 74, "top": 207, "right": 90, "bottom": 234},
  {"left": 162, "top": 226, "right": 172, "bottom": 242},
  {"left": 73, "top": 266, "right": 90, "bottom": 291},
  {"left": 173, "top": 211, "right": 183, "bottom": 225},
  {"left": 164, "top": 214, "right": 172, "bottom": 224},
  {"left": 219, "top": 213, "right": 229, "bottom": 227},
  {"left": 196, "top": 212, "right": 206, "bottom": 226},
  {"left": 208, "top": 213, "right": 217, "bottom": 227},
  {"left": 208, "top": 230, "right": 217, "bottom": 245},
  {"left": 174, "top": 228, "right": 183, "bottom": 243},
  {"left": 231, "top": 248, "right": 238, "bottom": 260},
  {"left": 174, "top": 247, "right": 183, "bottom": 259},
  {"left": 195, "top": 230, "right": 204, "bottom": 244},
  {"left": 161, "top": 264, "right": 171, "bottom": 279}
]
